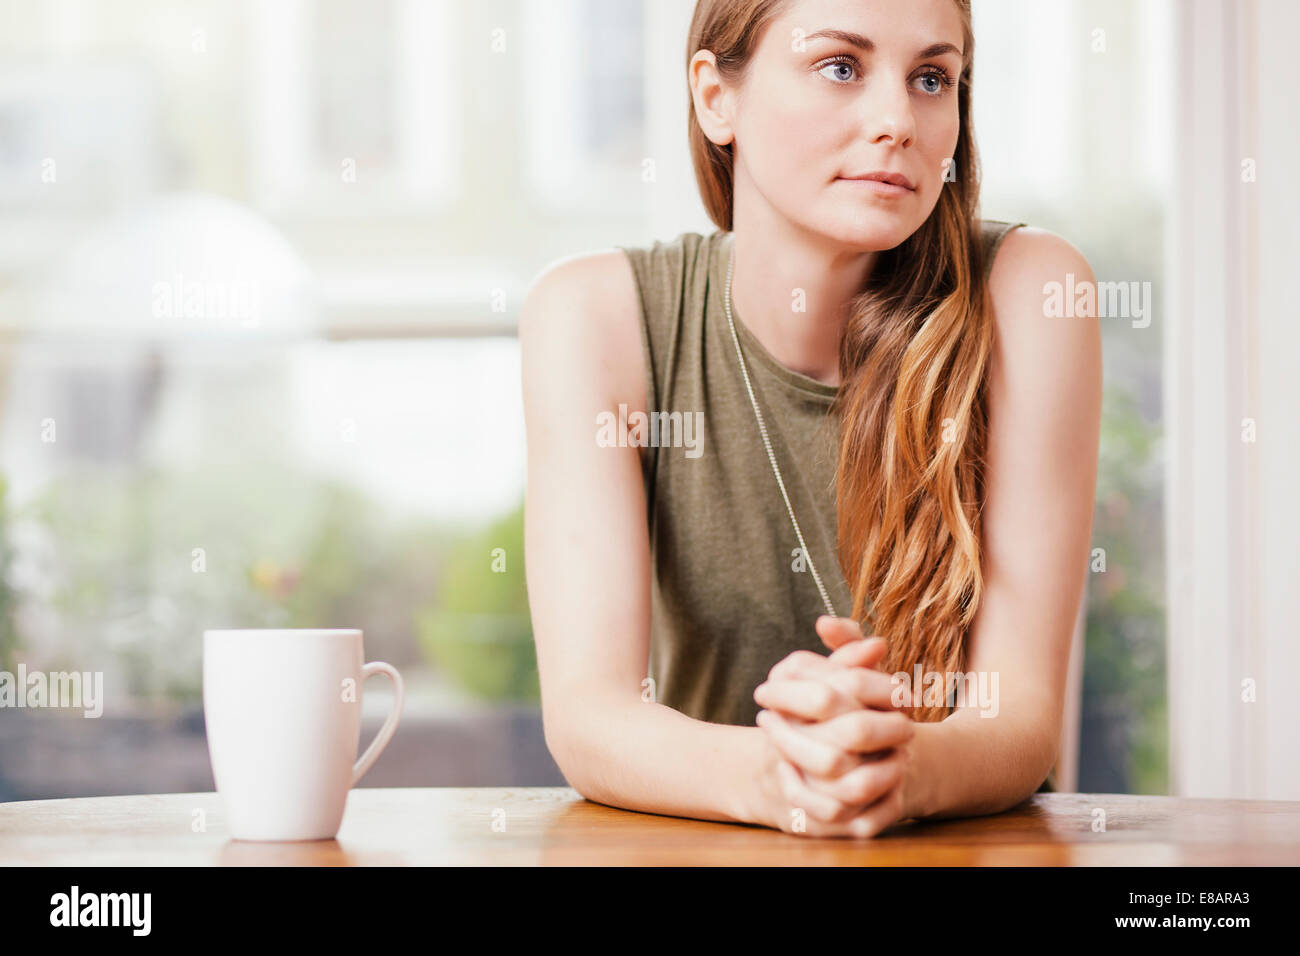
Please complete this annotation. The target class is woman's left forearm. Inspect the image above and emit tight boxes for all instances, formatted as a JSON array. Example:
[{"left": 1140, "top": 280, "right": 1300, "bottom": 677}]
[{"left": 899, "top": 707, "right": 1057, "bottom": 821}]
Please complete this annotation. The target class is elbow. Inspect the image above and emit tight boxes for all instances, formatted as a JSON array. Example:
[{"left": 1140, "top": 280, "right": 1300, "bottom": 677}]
[
  {"left": 541, "top": 705, "right": 581, "bottom": 783},
  {"left": 540, "top": 679, "right": 646, "bottom": 806},
  {"left": 1037, "top": 732, "right": 1062, "bottom": 792},
  {"left": 1023, "top": 717, "right": 1061, "bottom": 797},
  {"left": 540, "top": 701, "right": 610, "bottom": 804},
  {"left": 965, "top": 706, "right": 1061, "bottom": 808},
  {"left": 996, "top": 697, "right": 1063, "bottom": 798}
]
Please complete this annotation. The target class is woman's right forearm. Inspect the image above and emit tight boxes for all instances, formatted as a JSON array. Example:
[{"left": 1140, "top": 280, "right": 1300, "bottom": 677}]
[{"left": 546, "top": 689, "right": 770, "bottom": 827}]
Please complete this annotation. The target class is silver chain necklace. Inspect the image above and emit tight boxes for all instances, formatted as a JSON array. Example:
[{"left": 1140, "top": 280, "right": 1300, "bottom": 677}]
[{"left": 722, "top": 240, "right": 838, "bottom": 619}]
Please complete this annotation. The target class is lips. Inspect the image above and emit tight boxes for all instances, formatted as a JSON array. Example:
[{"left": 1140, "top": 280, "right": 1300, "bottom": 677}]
[{"left": 840, "top": 170, "right": 916, "bottom": 190}]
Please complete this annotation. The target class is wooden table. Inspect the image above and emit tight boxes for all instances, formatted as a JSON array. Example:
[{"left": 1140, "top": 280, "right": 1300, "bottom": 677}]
[{"left": 2, "top": 788, "right": 1299, "bottom": 865}]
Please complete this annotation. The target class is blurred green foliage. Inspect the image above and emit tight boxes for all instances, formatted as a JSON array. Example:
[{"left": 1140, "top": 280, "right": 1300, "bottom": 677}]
[
  {"left": 10, "top": 461, "right": 461, "bottom": 705},
  {"left": 4, "top": 455, "right": 534, "bottom": 708},
  {"left": 1084, "top": 385, "right": 1168, "bottom": 793},
  {"left": 1006, "top": 193, "right": 1168, "bottom": 793},
  {"left": 416, "top": 500, "right": 538, "bottom": 702}
]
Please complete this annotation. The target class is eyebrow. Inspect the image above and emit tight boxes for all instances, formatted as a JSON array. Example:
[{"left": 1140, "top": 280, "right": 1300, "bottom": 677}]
[{"left": 803, "top": 28, "right": 962, "bottom": 60}]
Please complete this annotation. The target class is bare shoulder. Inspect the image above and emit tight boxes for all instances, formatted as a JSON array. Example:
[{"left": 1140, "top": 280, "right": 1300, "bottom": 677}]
[
  {"left": 518, "top": 248, "right": 644, "bottom": 411},
  {"left": 987, "top": 225, "right": 1095, "bottom": 320},
  {"left": 983, "top": 225, "right": 1101, "bottom": 410}
]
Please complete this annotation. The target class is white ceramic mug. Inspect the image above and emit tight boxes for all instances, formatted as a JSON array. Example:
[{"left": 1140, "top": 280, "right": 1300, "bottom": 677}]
[{"left": 202, "top": 628, "right": 404, "bottom": 841}]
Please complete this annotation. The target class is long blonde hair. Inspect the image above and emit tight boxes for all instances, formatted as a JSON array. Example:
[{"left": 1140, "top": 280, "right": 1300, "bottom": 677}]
[{"left": 688, "top": 0, "right": 989, "bottom": 721}]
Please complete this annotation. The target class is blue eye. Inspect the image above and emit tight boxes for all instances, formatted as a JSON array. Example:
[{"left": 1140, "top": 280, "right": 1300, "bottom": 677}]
[
  {"left": 817, "top": 56, "right": 858, "bottom": 84},
  {"left": 914, "top": 68, "right": 956, "bottom": 96}
]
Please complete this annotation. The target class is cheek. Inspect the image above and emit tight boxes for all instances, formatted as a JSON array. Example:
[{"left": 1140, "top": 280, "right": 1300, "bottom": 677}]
[
  {"left": 913, "top": 109, "right": 962, "bottom": 198},
  {"left": 924, "top": 110, "right": 963, "bottom": 171},
  {"left": 741, "top": 80, "right": 839, "bottom": 183}
]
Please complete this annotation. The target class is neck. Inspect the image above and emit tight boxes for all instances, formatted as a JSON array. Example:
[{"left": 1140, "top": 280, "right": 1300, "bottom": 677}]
[{"left": 728, "top": 201, "right": 877, "bottom": 388}]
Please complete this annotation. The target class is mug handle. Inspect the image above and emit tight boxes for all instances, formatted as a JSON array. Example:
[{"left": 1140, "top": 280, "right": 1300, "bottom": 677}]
[{"left": 351, "top": 661, "right": 405, "bottom": 787}]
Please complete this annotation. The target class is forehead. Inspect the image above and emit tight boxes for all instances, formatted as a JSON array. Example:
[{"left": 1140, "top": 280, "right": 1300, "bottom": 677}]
[{"left": 763, "top": 0, "right": 966, "bottom": 53}]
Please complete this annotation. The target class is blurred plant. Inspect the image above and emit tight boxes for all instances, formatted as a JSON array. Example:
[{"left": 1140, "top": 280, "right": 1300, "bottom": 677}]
[
  {"left": 1017, "top": 191, "right": 1169, "bottom": 793},
  {"left": 1081, "top": 384, "right": 1167, "bottom": 793},
  {"left": 13, "top": 462, "right": 453, "bottom": 706},
  {"left": 249, "top": 558, "right": 300, "bottom": 602},
  {"left": 416, "top": 498, "right": 537, "bottom": 702}
]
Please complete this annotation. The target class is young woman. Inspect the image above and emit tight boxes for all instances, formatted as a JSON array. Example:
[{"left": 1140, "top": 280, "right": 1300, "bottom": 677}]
[{"left": 520, "top": 0, "right": 1100, "bottom": 838}]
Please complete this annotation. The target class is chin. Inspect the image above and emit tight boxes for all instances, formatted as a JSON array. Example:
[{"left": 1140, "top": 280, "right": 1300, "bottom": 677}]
[{"left": 819, "top": 216, "right": 917, "bottom": 252}]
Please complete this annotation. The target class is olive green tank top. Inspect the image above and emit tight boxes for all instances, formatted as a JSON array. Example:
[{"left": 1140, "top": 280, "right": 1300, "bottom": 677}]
[{"left": 616, "top": 220, "right": 1052, "bottom": 790}]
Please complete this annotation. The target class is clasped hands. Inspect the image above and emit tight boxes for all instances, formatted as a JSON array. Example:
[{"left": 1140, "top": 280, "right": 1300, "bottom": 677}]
[{"left": 752, "top": 615, "right": 915, "bottom": 838}]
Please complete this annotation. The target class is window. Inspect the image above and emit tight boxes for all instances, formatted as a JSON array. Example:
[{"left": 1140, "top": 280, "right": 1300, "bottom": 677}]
[
  {"left": 521, "top": 0, "right": 646, "bottom": 214},
  {"left": 972, "top": 0, "right": 1174, "bottom": 793},
  {"left": 249, "top": 0, "right": 459, "bottom": 216}
]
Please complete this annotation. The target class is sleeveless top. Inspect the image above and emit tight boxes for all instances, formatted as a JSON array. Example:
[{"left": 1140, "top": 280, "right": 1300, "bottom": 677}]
[{"left": 617, "top": 220, "right": 1055, "bottom": 792}]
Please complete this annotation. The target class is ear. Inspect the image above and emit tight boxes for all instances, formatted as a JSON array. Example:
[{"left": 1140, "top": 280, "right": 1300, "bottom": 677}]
[{"left": 688, "top": 50, "right": 735, "bottom": 148}]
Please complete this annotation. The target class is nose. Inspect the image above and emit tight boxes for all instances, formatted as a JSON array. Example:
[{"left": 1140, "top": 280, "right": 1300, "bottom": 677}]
[{"left": 864, "top": 75, "right": 916, "bottom": 149}]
